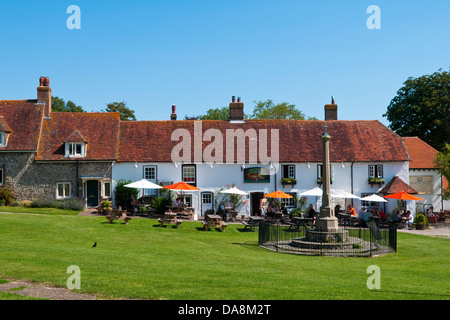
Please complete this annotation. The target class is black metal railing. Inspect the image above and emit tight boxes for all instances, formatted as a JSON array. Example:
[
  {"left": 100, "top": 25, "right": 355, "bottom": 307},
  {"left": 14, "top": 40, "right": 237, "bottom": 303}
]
[{"left": 258, "top": 221, "right": 397, "bottom": 257}]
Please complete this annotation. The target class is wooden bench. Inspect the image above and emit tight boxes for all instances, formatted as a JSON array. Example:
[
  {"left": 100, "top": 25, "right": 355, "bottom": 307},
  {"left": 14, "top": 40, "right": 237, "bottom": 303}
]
[
  {"left": 202, "top": 220, "right": 228, "bottom": 232},
  {"left": 201, "top": 220, "right": 210, "bottom": 231},
  {"left": 220, "top": 222, "right": 228, "bottom": 232},
  {"left": 242, "top": 221, "right": 257, "bottom": 231},
  {"left": 106, "top": 210, "right": 132, "bottom": 224},
  {"left": 158, "top": 218, "right": 182, "bottom": 229}
]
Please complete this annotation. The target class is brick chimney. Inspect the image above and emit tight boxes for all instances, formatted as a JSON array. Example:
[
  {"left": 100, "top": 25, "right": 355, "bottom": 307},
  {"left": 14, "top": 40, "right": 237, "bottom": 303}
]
[
  {"left": 324, "top": 96, "right": 337, "bottom": 120},
  {"left": 37, "top": 76, "right": 52, "bottom": 118},
  {"left": 170, "top": 105, "right": 177, "bottom": 120},
  {"left": 229, "top": 96, "right": 244, "bottom": 121}
]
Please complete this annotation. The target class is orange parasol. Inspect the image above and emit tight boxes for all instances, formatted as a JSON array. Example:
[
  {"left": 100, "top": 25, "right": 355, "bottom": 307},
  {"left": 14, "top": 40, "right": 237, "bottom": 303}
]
[
  {"left": 383, "top": 192, "right": 424, "bottom": 201},
  {"left": 163, "top": 181, "right": 200, "bottom": 191},
  {"left": 264, "top": 190, "right": 293, "bottom": 199}
]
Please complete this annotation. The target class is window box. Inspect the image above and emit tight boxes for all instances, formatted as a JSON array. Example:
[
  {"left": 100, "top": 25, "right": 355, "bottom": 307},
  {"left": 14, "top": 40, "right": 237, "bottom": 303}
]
[
  {"left": 368, "top": 177, "right": 385, "bottom": 185},
  {"left": 281, "top": 178, "right": 297, "bottom": 186},
  {"left": 317, "top": 178, "right": 332, "bottom": 184}
]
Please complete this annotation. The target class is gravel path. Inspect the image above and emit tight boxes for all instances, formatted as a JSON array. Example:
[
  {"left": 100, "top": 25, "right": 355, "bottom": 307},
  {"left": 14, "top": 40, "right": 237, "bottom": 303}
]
[{"left": 0, "top": 280, "right": 97, "bottom": 300}]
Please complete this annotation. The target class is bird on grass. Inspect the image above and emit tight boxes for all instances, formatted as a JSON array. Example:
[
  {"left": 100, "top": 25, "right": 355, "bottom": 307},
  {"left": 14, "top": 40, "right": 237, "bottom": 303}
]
[{"left": 92, "top": 242, "right": 97, "bottom": 248}]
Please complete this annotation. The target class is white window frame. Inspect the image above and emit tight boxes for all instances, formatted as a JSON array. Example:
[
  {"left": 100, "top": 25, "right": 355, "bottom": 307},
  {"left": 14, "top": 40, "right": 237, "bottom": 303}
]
[
  {"left": 281, "top": 192, "right": 297, "bottom": 208},
  {"left": 182, "top": 194, "right": 192, "bottom": 207},
  {"left": 202, "top": 192, "right": 212, "bottom": 204},
  {"left": 0, "top": 167, "right": 4, "bottom": 186},
  {"left": 369, "top": 165, "right": 383, "bottom": 179},
  {"left": 56, "top": 182, "right": 71, "bottom": 199},
  {"left": 0, "top": 132, "right": 5, "bottom": 147},
  {"left": 65, "top": 142, "right": 86, "bottom": 158},
  {"left": 143, "top": 166, "right": 157, "bottom": 196},
  {"left": 182, "top": 165, "right": 196, "bottom": 184},
  {"left": 103, "top": 180, "right": 111, "bottom": 198}
]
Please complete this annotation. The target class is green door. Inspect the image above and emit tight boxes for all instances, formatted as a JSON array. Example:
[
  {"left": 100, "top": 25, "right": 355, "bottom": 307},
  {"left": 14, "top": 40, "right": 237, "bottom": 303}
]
[{"left": 86, "top": 180, "right": 99, "bottom": 207}]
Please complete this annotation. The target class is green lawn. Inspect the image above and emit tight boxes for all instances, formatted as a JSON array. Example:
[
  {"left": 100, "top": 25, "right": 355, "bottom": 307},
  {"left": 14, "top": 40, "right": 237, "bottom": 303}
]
[
  {"left": 0, "top": 212, "right": 448, "bottom": 300},
  {"left": 0, "top": 206, "right": 81, "bottom": 215}
]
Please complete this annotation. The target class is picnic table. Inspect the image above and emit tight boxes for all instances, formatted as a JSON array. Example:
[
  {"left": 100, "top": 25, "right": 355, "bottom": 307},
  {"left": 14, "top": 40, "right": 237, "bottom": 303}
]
[
  {"left": 242, "top": 216, "right": 264, "bottom": 231},
  {"left": 288, "top": 217, "right": 314, "bottom": 230},
  {"left": 226, "top": 209, "right": 238, "bottom": 222},
  {"left": 339, "top": 212, "right": 358, "bottom": 227},
  {"left": 158, "top": 212, "right": 182, "bottom": 228},
  {"left": 106, "top": 210, "right": 132, "bottom": 224},
  {"left": 178, "top": 207, "right": 195, "bottom": 220},
  {"left": 202, "top": 214, "right": 228, "bottom": 231}
]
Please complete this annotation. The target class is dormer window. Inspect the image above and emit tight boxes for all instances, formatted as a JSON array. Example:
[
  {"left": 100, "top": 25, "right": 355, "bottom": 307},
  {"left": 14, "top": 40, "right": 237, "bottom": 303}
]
[
  {"left": 66, "top": 142, "right": 86, "bottom": 157},
  {"left": 0, "top": 116, "right": 12, "bottom": 147},
  {"left": 0, "top": 132, "right": 6, "bottom": 147},
  {"left": 63, "top": 130, "right": 88, "bottom": 158}
]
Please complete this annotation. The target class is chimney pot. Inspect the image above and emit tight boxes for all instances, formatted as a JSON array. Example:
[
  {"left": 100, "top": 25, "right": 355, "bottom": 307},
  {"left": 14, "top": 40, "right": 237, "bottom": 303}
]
[
  {"left": 229, "top": 96, "right": 244, "bottom": 122},
  {"left": 232, "top": 96, "right": 236, "bottom": 102},
  {"left": 170, "top": 104, "right": 177, "bottom": 120},
  {"left": 324, "top": 97, "right": 338, "bottom": 121},
  {"left": 37, "top": 76, "right": 52, "bottom": 118}
]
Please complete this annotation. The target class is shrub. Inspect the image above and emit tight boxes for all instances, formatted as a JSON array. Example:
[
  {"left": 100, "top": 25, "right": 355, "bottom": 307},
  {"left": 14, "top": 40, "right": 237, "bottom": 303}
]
[
  {"left": 151, "top": 197, "right": 171, "bottom": 215},
  {"left": 10, "top": 201, "right": 22, "bottom": 207},
  {"left": 30, "top": 199, "right": 84, "bottom": 211},
  {"left": 289, "top": 208, "right": 303, "bottom": 218},
  {"left": 114, "top": 179, "right": 139, "bottom": 209},
  {"left": 0, "top": 186, "right": 15, "bottom": 206},
  {"left": 22, "top": 200, "right": 32, "bottom": 207}
]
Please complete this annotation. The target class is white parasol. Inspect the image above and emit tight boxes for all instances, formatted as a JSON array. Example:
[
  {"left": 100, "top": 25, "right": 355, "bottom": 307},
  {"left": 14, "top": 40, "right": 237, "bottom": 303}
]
[{"left": 360, "top": 194, "right": 388, "bottom": 203}]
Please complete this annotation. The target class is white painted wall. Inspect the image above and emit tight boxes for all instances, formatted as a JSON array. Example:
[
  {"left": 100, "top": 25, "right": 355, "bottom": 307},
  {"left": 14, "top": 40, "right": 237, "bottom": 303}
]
[
  {"left": 112, "top": 160, "right": 411, "bottom": 219},
  {"left": 409, "top": 169, "right": 450, "bottom": 212}
]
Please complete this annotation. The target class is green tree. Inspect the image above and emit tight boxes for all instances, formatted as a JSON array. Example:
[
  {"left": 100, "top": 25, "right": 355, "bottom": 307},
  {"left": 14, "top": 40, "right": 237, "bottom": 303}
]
[
  {"left": 52, "top": 96, "right": 85, "bottom": 112},
  {"left": 383, "top": 69, "right": 450, "bottom": 151},
  {"left": 250, "top": 99, "right": 316, "bottom": 120},
  {"left": 435, "top": 144, "right": 450, "bottom": 200},
  {"left": 199, "top": 107, "right": 230, "bottom": 120},
  {"left": 104, "top": 101, "right": 136, "bottom": 121}
]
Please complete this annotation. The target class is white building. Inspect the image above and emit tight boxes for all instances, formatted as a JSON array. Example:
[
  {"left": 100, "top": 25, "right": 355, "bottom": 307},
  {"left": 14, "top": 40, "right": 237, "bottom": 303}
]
[
  {"left": 403, "top": 137, "right": 450, "bottom": 212},
  {"left": 112, "top": 98, "right": 413, "bottom": 219}
]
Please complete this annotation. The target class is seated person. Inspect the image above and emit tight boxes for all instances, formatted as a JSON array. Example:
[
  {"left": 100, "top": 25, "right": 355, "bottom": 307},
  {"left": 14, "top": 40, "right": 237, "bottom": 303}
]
[
  {"left": 306, "top": 204, "right": 316, "bottom": 219},
  {"left": 402, "top": 210, "right": 412, "bottom": 227},
  {"left": 266, "top": 204, "right": 275, "bottom": 219},
  {"left": 217, "top": 202, "right": 227, "bottom": 221},
  {"left": 280, "top": 204, "right": 288, "bottom": 215},
  {"left": 172, "top": 197, "right": 180, "bottom": 207},
  {"left": 358, "top": 207, "right": 366, "bottom": 220},
  {"left": 347, "top": 205, "right": 357, "bottom": 217},
  {"left": 378, "top": 209, "right": 387, "bottom": 221},
  {"left": 334, "top": 204, "right": 342, "bottom": 219},
  {"left": 391, "top": 210, "right": 402, "bottom": 222}
]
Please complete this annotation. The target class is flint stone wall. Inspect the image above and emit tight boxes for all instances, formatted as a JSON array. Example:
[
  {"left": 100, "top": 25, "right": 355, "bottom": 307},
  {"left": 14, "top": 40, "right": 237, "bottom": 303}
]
[{"left": 0, "top": 152, "right": 112, "bottom": 202}]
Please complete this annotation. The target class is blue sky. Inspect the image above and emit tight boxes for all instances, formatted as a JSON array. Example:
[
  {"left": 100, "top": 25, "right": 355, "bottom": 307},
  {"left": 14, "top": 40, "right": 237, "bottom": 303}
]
[{"left": 1, "top": 1, "right": 449, "bottom": 125}]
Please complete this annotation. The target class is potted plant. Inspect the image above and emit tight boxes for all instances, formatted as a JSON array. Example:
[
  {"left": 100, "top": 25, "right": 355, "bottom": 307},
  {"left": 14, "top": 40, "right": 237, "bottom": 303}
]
[
  {"left": 101, "top": 200, "right": 112, "bottom": 215},
  {"left": 413, "top": 214, "right": 428, "bottom": 230}
]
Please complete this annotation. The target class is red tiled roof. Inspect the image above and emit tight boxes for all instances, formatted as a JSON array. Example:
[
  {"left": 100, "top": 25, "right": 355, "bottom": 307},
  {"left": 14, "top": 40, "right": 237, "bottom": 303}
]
[
  {"left": 403, "top": 137, "right": 438, "bottom": 169},
  {"left": 0, "top": 100, "right": 44, "bottom": 151},
  {"left": 118, "top": 120, "right": 410, "bottom": 163},
  {"left": 64, "top": 130, "right": 88, "bottom": 143},
  {"left": 379, "top": 176, "right": 418, "bottom": 194},
  {"left": 37, "top": 112, "right": 120, "bottom": 161}
]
